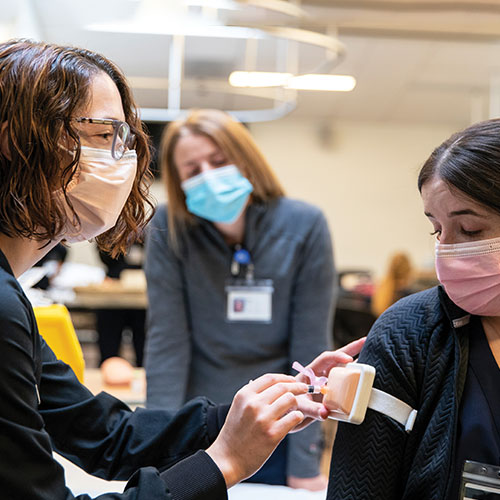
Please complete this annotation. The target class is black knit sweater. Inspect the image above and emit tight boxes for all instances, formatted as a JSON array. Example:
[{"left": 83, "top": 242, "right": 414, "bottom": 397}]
[{"left": 327, "top": 286, "right": 470, "bottom": 500}]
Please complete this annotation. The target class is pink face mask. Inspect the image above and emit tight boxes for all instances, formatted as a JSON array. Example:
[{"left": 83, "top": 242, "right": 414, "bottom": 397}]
[
  {"left": 56, "top": 146, "right": 137, "bottom": 243},
  {"left": 435, "top": 236, "right": 500, "bottom": 316}
]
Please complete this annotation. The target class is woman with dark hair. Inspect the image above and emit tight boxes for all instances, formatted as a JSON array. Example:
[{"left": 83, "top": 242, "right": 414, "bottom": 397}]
[
  {"left": 327, "top": 119, "right": 500, "bottom": 500},
  {"left": 0, "top": 39, "right": 362, "bottom": 499},
  {"left": 145, "top": 109, "right": 336, "bottom": 490}
]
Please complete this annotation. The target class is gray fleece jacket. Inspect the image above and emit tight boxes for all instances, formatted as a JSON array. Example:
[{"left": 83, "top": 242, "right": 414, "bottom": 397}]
[{"left": 144, "top": 197, "right": 336, "bottom": 478}]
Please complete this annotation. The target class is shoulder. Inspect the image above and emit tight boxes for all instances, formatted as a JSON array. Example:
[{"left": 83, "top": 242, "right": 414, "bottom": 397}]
[
  {"left": 146, "top": 204, "right": 170, "bottom": 246},
  {"left": 149, "top": 203, "right": 169, "bottom": 230},
  {"left": 0, "top": 270, "right": 35, "bottom": 352},
  {"left": 378, "top": 286, "right": 443, "bottom": 327},
  {"left": 273, "top": 197, "right": 325, "bottom": 222},
  {"left": 362, "top": 287, "right": 446, "bottom": 366},
  {"left": 264, "top": 198, "right": 328, "bottom": 237},
  {"left": 0, "top": 270, "right": 31, "bottom": 325},
  {"left": 147, "top": 203, "right": 200, "bottom": 243},
  {"left": 372, "top": 287, "right": 445, "bottom": 341},
  {"left": 358, "top": 287, "right": 449, "bottom": 405}
]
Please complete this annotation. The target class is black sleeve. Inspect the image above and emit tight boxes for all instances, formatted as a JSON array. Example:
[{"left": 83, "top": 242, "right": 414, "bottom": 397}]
[
  {"left": 326, "top": 295, "right": 427, "bottom": 500},
  {"left": 0, "top": 280, "right": 228, "bottom": 499},
  {"left": 40, "top": 343, "right": 229, "bottom": 477}
]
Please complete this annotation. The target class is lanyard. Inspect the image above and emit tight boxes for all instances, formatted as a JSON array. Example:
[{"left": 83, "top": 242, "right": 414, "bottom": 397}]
[
  {"left": 226, "top": 245, "right": 273, "bottom": 323},
  {"left": 231, "top": 244, "right": 254, "bottom": 281}
]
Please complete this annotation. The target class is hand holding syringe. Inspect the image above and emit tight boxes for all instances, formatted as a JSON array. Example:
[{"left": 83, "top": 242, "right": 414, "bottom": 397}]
[{"left": 289, "top": 338, "right": 366, "bottom": 430}]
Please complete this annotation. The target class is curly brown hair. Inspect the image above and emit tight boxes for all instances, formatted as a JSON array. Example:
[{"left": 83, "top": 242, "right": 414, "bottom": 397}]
[{"left": 0, "top": 39, "right": 153, "bottom": 256}]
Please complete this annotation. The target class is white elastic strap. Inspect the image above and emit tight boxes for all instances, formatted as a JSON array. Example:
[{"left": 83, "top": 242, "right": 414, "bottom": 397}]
[{"left": 368, "top": 388, "right": 418, "bottom": 432}]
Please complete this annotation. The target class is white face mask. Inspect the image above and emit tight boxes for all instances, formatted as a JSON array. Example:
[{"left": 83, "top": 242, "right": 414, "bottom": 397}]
[{"left": 56, "top": 146, "right": 137, "bottom": 243}]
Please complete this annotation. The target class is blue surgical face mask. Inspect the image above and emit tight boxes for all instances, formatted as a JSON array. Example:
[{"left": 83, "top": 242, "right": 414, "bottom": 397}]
[{"left": 181, "top": 164, "right": 253, "bottom": 223}]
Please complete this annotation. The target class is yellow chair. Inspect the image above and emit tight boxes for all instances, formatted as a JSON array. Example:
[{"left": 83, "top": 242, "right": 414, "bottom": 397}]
[{"left": 34, "top": 304, "right": 85, "bottom": 383}]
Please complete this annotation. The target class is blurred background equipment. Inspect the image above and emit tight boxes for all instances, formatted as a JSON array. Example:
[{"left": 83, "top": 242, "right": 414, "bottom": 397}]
[
  {"left": 332, "top": 270, "right": 376, "bottom": 348},
  {"left": 33, "top": 304, "right": 85, "bottom": 383},
  {"left": 94, "top": 244, "right": 147, "bottom": 368},
  {"left": 371, "top": 251, "right": 414, "bottom": 317}
]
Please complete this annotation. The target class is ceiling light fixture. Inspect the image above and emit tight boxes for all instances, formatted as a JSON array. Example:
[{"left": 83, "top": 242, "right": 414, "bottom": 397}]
[
  {"left": 287, "top": 74, "right": 356, "bottom": 92},
  {"left": 87, "top": 0, "right": 350, "bottom": 121},
  {"left": 229, "top": 71, "right": 293, "bottom": 87},
  {"left": 229, "top": 71, "right": 356, "bottom": 92}
]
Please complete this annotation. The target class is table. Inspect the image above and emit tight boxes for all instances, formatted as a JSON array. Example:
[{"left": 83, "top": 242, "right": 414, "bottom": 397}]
[
  {"left": 71, "top": 269, "right": 147, "bottom": 309},
  {"left": 56, "top": 452, "right": 327, "bottom": 499}
]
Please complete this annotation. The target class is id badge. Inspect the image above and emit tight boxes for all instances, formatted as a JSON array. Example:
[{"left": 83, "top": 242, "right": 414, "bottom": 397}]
[
  {"left": 225, "top": 279, "right": 273, "bottom": 323},
  {"left": 460, "top": 461, "right": 500, "bottom": 499}
]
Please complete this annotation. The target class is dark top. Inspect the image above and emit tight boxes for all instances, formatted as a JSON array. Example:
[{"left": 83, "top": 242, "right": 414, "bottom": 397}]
[
  {"left": 449, "top": 317, "right": 500, "bottom": 500},
  {"left": 0, "top": 248, "right": 229, "bottom": 499},
  {"left": 145, "top": 198, "right": 336, "bottom": 477},
  {"left": 327, "top": 286, "right": 471, "bottom": 500}
]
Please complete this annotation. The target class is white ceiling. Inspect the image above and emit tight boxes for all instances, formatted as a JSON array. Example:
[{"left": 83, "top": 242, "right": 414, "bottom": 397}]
[{"left": 2, "top": 0, "right": 500, "bottom": 126}]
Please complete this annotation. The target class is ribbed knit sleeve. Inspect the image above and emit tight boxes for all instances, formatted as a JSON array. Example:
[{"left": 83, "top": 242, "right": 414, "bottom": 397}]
[{"left": 327, "top": 287, "right": 460, "bottom": 500}]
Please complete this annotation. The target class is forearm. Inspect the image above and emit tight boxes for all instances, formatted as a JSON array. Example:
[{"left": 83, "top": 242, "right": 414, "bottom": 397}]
[{"left": 41, "top": 352, "right": 226, "bottom": 479}]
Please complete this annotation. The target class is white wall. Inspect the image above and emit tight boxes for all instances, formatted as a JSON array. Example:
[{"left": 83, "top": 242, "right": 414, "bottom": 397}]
[{"left": 249, "top": 117, "right": 458, "bottom": 278}]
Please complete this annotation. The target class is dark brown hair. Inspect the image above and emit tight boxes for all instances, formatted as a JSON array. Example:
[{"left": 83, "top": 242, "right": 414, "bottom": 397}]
[
  {"left": 0, "top": 39, "right": 153, "bottom": 256},
  {"left": 160, "top": 108, "right": 285, "bottom": 242},
  {"left": 418, "top": 118, "right": 500, "bottom": 215}
]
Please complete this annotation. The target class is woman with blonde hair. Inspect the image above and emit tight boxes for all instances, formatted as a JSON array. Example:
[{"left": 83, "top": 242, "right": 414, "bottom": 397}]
[
  {"left": 145, "top": 109, "right": 337, "bottom": 490},
  {"left": 371, "top": 252, "right": 414, "bottom": 317}
]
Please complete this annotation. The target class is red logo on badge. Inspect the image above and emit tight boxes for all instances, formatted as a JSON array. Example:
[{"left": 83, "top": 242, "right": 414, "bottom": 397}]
[{"left": 234, "top": 298, "right": 245, "bottom": 312}]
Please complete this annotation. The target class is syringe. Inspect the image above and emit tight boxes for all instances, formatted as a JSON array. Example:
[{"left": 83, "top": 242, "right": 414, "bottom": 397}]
[{"left": 307, "top": 385, "right": 328, "bottom": 395}]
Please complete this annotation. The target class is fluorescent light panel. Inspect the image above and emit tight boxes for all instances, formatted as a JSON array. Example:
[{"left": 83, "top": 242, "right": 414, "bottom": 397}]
[
  {"left": 229, "top": 71, "right": 355, "bottom": 91},
  {"left": 287, "top": 74, "right": 356, "bottom": 91},
  {"left": 229, "top": 71, "right": 292, "bottom": 87}
]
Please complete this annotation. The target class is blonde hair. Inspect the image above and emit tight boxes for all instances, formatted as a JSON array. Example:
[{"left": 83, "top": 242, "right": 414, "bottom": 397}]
[
  {"left": 371, "top": 252, "right": 414, "bottom": 317},
  {"left": 160, "top": 109, "right": 285, "bottom": 243}
]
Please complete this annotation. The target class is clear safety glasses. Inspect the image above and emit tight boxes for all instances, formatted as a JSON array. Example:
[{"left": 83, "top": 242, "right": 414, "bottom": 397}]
[{"left": 73, "top": 117, "right": 136, "bottom": 160}]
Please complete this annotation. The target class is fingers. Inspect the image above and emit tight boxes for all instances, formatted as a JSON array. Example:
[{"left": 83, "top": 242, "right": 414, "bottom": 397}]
[
  {"left": 257, "top": 380, "right": 308, "bottom": 405},
  {"left": 305, "top": 350, "right": 353, "bottom": 376},
  {"left": 272, "top": 409, "right": 304, "bottom": 436},
  {"left": 303, "top": 338, "right": 367, "bottom": 377},
  {"left": 234, "top": 375, "right": 308, "bottom": 424},
  {"left": 338, "top": 337, "right": 366, "bottom": 357},
  {"left": 243, "top": 377, "right": 309, "bottom": 428},
  {"left": 208, "top": 375, "right": 308, "bottom": 488},
  {"left": 295, "top": 395, "right": 327, "bottom": 420},
  {"left": 248, "top": 373, "right": 299, "bottom": 393},
  {"left": 265, "top": 391, "right": 298, "bottom": 423}
]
